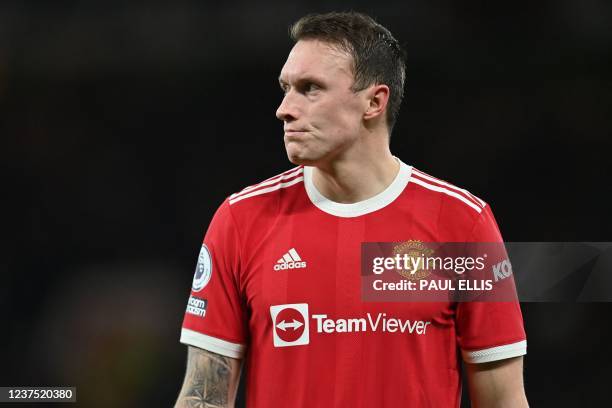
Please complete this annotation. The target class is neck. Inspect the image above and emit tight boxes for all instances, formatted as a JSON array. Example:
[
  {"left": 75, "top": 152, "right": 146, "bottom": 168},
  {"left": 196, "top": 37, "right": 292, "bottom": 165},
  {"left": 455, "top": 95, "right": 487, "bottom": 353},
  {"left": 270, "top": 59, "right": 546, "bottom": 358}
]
[{"left": 311, "top": 140, "right": 399, "bottom": 204}]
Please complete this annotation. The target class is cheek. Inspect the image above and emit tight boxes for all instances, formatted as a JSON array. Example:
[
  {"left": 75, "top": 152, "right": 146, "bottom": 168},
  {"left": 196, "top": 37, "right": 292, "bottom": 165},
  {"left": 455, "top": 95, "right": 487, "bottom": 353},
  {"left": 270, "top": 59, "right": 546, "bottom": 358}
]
[
  {"left": 315, "top": 98, "right": 362, "bottom": 130},
  {"left": 335, "top": 105, "right": 363, "bottom": 135}
]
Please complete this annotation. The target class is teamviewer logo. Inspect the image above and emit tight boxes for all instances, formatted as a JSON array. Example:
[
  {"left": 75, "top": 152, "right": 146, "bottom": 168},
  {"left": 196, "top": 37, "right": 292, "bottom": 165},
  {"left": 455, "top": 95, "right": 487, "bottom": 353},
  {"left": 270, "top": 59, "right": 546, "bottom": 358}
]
[{"left": 270, "top": 303, "right": 309, "bottom": 347}]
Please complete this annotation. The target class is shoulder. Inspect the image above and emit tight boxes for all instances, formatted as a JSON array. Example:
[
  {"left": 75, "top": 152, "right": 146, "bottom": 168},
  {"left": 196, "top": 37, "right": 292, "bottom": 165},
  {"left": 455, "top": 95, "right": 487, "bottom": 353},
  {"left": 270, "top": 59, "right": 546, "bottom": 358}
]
[
  {"left": 407, "top": 166, "right": 488, "bottom": 216},
  {"left": 207, "top": 167, "right": 304, "bottom": 242},
  {"left": 226, "top": 165, "right": 305, "bottom": 209},
  {"left": 215, "top": 166, "right": 305, "bottom": 242}
]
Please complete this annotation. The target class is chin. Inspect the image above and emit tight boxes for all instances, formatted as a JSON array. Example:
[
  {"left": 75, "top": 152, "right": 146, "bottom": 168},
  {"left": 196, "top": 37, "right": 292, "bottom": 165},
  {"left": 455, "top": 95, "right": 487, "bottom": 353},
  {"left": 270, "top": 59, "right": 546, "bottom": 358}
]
[
  {"left": 285, "top": 150, "right": 318, "bottom": 166},
  {"left": 286, "top": 154, "right": 308, "bottom": 166}
]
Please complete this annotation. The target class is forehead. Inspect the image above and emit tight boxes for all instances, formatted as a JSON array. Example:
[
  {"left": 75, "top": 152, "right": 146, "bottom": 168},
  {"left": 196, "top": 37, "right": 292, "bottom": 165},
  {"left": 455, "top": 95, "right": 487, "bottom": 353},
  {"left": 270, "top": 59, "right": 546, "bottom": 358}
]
[{"left": 279, "top": 39, "right": 354, "bottom": 83}]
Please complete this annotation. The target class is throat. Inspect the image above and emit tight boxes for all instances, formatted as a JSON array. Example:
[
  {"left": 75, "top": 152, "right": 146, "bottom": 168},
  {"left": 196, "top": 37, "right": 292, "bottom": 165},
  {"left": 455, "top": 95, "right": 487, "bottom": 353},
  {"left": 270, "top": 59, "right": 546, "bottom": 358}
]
[{"left": 311, "top": 156, "right": 400, "bottom": 204}]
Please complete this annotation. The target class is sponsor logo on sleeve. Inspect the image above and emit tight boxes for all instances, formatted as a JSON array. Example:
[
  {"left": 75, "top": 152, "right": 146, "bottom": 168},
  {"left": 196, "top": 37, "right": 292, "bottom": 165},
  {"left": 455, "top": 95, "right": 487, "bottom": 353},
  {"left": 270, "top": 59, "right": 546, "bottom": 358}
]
[
  {"left": 186, "top": 296, "right": 208, "bottom": 317},
  {"left": 192, "top": 244, "right": 212, "bottom": 292},
  {"left": 492, "top": 258, "right": 513, "bottom": 282}
]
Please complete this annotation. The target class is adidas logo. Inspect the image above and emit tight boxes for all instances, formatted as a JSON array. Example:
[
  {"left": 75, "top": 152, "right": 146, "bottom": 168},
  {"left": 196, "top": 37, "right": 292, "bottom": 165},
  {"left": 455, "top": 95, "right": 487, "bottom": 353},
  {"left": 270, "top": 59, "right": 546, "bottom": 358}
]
[{"left": 274, "top": 248, "right": 307, "bottom": 271}]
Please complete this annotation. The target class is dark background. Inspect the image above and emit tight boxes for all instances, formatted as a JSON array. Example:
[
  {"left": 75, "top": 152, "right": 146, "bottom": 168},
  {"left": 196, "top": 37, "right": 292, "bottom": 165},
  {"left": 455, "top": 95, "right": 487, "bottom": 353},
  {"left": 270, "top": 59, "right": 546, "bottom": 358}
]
[{"left": 2, "top": 0, "right": 611, "bottom": 407}]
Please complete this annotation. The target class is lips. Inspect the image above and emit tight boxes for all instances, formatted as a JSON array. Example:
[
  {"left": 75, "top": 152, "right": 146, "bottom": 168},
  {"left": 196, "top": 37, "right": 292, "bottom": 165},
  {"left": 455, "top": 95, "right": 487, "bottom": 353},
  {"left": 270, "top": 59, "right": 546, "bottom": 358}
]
[
  {"left": 284, "top": 129, "right": 308, "bottom": 139},
  {"left": 284, "top": 128, "right": 307, "bottom": 134}
]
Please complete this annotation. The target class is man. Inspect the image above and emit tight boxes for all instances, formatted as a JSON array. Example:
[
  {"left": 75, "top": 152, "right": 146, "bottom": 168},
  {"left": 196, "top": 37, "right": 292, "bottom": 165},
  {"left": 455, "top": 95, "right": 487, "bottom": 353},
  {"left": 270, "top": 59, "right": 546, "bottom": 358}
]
[{"left": 175, "top": 11, "right": 528, "bottom": 407}]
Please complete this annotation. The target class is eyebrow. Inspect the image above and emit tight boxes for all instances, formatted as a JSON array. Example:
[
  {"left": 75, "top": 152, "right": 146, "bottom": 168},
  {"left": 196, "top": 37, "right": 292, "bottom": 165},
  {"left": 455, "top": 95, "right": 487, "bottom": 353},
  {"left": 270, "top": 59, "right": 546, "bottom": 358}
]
[{"left": 278, "top": 75, "right": 325, "bottom": 88}]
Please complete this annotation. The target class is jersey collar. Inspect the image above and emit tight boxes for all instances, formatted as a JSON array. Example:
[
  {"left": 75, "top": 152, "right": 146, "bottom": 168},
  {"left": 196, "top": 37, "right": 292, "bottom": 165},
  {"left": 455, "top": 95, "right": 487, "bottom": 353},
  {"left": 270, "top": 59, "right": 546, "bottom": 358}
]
[{"left": 303, "top": 158, "right": 412, "bottom": 218}]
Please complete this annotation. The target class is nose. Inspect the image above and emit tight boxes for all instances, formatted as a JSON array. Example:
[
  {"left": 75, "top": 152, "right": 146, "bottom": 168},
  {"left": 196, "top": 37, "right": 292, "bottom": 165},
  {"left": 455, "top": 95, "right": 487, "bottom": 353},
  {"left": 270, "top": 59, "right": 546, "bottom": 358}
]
[{"left": 276, "top": 92, "right": 298, "bottom": 122}]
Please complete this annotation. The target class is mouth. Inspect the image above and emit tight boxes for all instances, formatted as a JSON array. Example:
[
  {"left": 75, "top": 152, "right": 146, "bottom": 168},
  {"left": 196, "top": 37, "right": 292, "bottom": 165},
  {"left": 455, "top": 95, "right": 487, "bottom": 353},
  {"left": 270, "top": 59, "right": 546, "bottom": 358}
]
[
  {"left": 284, "top": 128, "right": 307, "bottom": 133},
  {"left": 284, "top": 130, "right": 308, "bottom": 139}
]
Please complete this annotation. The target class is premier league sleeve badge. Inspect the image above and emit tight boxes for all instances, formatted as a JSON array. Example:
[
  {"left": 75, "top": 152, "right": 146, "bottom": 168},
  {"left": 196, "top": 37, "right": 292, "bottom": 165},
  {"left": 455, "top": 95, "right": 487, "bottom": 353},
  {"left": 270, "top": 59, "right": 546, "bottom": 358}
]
[{"left": 192, "top": 244, "right": 213, "bottom": 292}]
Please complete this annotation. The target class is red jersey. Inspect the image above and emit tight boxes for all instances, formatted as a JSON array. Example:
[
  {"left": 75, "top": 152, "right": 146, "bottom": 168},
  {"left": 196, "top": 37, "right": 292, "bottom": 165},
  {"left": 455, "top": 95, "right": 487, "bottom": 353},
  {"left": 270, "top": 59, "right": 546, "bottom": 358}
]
[{"left": 181, "top": 159, "right": 526, "bottom": 407}]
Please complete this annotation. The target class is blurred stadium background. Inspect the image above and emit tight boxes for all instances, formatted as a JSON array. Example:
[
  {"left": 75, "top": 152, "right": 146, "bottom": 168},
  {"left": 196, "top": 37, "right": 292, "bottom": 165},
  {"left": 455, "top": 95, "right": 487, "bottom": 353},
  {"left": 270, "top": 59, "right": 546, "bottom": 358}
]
[{"left": 2, "top": 0, "right": 611, "bottom": 406}]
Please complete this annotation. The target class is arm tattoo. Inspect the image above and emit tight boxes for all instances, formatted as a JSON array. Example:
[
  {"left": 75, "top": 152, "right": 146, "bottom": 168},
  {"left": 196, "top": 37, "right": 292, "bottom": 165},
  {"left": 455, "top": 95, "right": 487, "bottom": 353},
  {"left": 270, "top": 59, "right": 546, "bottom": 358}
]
[{"left": 175, "top": 346, "right": 242, "bottom": 408}]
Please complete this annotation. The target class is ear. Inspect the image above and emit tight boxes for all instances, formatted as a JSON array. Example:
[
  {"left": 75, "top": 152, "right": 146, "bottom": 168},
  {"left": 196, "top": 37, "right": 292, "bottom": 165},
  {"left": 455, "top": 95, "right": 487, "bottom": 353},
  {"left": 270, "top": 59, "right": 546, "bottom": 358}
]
[{"left": 363, "top": 84, "right": 390, "bottom": 121}]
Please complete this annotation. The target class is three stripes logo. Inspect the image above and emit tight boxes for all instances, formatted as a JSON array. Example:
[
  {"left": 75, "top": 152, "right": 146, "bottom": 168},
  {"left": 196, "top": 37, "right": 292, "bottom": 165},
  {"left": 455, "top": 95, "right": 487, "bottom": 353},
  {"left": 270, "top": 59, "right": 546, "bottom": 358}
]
[{"left": 274, "top": 248, "right": 307, "bottom": 271}]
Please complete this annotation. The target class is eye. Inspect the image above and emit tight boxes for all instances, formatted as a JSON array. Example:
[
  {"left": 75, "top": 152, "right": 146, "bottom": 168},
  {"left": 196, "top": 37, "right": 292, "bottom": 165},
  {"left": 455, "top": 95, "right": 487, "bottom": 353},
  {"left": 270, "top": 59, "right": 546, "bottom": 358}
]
[{"left": 305, "top": 82, "right": 319, "bottom": 93}]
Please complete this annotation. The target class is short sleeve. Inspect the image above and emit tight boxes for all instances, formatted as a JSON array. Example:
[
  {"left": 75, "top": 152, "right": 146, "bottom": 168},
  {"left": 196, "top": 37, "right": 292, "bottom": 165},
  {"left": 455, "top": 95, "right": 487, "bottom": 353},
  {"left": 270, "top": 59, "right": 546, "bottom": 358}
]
[
  {"left": 180, "top": 198, "right": 248, "bottom": 358},
  {"left": 456, "top": 204, "right": 527, "bottom": 364}
]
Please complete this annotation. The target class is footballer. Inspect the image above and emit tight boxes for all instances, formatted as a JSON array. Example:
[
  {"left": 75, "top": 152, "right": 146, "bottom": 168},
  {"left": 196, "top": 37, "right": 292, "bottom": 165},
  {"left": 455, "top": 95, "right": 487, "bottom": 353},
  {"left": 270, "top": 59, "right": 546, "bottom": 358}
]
[{"left": 175, "top": 11, "right": 528, "bottom": 407}]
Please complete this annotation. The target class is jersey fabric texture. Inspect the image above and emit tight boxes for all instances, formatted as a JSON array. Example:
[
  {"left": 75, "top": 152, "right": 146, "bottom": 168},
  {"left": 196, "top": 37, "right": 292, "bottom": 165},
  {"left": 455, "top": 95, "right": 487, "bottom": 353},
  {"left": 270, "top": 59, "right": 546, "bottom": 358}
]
[{"left": 181, "top": 159, "right": 526, "bottom": 407}]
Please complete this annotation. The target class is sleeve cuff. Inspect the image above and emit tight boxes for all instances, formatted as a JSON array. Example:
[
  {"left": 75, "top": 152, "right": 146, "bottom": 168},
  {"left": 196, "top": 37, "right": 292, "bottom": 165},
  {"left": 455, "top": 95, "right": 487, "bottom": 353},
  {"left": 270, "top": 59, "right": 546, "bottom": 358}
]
[
  {"left": 462, "top": 340, "right": 527, "bottom": 363},
  {"left": 180, "top": 328, "right": 246, "bottom": 359}
]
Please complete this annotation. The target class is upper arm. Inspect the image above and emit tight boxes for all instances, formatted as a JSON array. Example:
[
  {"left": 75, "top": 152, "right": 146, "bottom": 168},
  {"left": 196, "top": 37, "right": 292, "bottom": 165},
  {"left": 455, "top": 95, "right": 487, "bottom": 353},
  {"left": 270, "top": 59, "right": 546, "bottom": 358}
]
[
  {"left": 181, "top": 200, "right": 248, "bottom": 358},
  {"left": 459, "top": 205, "right": 528, "bottom": 407},
  {"left": 174, "top": 345, "right": 242, "bottom": 408},
  {"left": 465, "top": 356, "right": 528, "bottom": 408}
]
